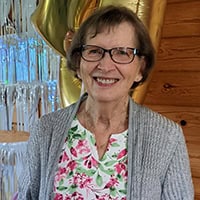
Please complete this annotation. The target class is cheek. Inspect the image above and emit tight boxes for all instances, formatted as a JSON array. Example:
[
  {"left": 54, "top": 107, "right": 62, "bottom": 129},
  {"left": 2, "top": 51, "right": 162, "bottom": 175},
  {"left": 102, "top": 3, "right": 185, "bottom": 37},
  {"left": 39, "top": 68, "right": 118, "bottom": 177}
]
[
  {"left": 79, "top": 60, "right": 93, "bottom": 80},
  {"left": 126, "top": 64, "right": 141, "bottom": 80},
  {"left": 131, "top": 61, "right": 143, "bottom": 81},
  {"left": 79, "top": 60, "right": 87, "bottom": 77}
]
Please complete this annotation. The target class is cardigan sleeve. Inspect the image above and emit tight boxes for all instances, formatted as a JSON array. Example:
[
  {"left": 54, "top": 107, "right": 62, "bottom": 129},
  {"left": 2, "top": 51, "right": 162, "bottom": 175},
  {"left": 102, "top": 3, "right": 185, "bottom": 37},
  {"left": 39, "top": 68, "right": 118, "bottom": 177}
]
[
  {"left": 17, "top": 120, "right": 41, "bottom": 200},
  {"left": 161, "top": 128, "right": 194, "bottom": 200}
]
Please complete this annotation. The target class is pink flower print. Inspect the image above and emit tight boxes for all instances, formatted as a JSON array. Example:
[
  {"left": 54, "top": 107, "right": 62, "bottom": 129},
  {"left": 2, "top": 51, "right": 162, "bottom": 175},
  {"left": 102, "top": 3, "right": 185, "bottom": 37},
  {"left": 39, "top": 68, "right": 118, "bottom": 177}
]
[
  {"left": 114, "top": 162, "right": 127, "bottom": 178},
  {"left": 59, "top": 167, "right": 67, "bottom": 174},
  {"left": 54, "top": 167, "right": 67, "bottom": 182},
  {"left": 71, "top": 192, "right": 84, "bottom": 199},
  {"left": 96, "top": 194, "right": 110, "bottom": 200},
  {"left": 124, "top": 170, "right": 128, "bottom": 178},
  {"left": 54, "top": 193, "right": 63, "bottom": 200},
  {"left": 117, "top": 149, "right": 127, "bottom": 159},
  {"left": 109, "top": 137, "right": 117, "bottom": 144},
  {"left": 91, "top": 156, "right": 98, "bottom": 167},
  {"left": 105, "top": 177, "right": 119, "bottom": 188},
  {"left": 97, "top": 194, "right": 119, "bottom": 200},
  {"left": 76, "top": 140, "right": 90, "bottom": 154},
  {"left": 72, "top": 173, "right": 92, "bottom": 189},
  {"left": 83, "top": 154, "right": 98, "bottom": 168},
  {"left": 64, "top": 197, "right": 71, "bottom": 200},
  {"left": 70, "top": 147, "right": 77, "bottom": 157},
  {"left": 60, "top": 151, "right": 69, "bottom": 163},
  {"left": 81, "top": 177, "right": 92, "bottom": 189},
  {"left": 115, "top": 163, "right": 126, "bottom": 174},
  {"left": 63, "top": 151, "right": 69, "bottom": 162},
  {"left": 67, "top": 160, "right": 77, "bottom": 171}
]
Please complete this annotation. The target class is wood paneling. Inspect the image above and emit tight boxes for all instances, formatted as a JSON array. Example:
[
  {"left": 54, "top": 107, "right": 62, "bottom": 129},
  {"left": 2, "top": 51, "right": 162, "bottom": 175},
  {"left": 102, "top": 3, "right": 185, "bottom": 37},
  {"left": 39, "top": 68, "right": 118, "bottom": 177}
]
[
  {"left": 162, "top": 1, "right": 200, "bottom": 38},
  {"left": 144, "top": 71, "right": 200, "bottom": 106},
  {"left": 154, "top": 58, "right": 200, "bottom": 72},
  {"left": 156, "top": 37, "right": 200, "bottom": 71},
  {"left": 193, "top": 178, "right": 200, "bottom": 200},
  {"left": 167, "top": 0, "right": 194, "bottom": 3}
]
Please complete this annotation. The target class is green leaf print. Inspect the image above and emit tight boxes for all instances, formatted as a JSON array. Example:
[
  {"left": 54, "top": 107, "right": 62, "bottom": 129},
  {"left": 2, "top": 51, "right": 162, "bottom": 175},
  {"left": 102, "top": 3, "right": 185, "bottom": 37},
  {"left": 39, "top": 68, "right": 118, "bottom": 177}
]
[
  {"left": 110, "top": 187, "right": 117, "bottom": 196},
  {"left": 85, "top": 169, "right": 97, "bottom": 176},
  {"left": 72, "top": 133, "right": 82, "bottom": 139},
  {"left": 57, "top": 185, "right": 68, "bottom": 191},
  {"left": 82, "top": 130, "right": 87, "bottom": 137},
  {"left": 76, "top": 167, "right": 83, "bottom": 173},
  {"left": 70, "top": 125, "right": 78, "bottom": 132},
  {"left": 111, "top": 154, "right": 117, "bottom": 159},
  {"left": 66, "top": 171, "right": 73, "bottom": 179},
  {"left": 96, "top": 174, "right": 103, "bottom": 186},
  {"left": 100, "top": 154, "right": 107, "bottom": 161},
  {"left": 119, "top": 189, "right": 127, "bottom": 194},
  {"left": 73, "top": 131, "right": 86, "bottom": 140},
  {"left": 99, "top": 164, "right": 114, "bottom": 175},
  {"left": 76, "top": 167, "right": 96, "bottom": 176},
  {"left": 104, "top": 160, "right": 117, "bottom": 167},
  {"left": 111, "top": 143, "right": 120, "bottom": 147},
  {"left": 117, "top": 174, "right": 123, "bottom": 182},
  {"left": 59, "top": 179, "right": 64, "bottom": 186},
  {"left": 68, "top": 184, "right": 77, "bottom": 193},
  {"left": 90, "top": 134, "right": 96, "bottom": 145}
]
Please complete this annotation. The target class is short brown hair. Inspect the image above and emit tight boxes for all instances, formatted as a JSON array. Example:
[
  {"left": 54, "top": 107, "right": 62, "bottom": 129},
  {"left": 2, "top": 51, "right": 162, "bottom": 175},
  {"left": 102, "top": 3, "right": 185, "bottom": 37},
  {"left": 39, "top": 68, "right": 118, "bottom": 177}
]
[{"left": 67, "top": 5, "right": 155, "bottom": 89}]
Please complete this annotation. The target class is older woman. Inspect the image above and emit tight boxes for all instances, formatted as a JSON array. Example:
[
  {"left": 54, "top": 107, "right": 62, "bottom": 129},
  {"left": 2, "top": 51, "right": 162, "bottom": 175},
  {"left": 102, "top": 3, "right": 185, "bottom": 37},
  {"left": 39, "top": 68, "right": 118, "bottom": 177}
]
[{"left": 18, "top": 5, "right": 194, "bottom": 200}]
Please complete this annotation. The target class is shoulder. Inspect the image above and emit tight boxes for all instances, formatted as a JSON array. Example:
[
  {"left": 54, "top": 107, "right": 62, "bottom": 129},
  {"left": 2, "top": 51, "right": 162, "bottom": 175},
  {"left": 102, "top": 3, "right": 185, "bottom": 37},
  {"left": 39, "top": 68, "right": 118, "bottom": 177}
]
[
  {"left": 128, "top": 100, "right": 189, "bottom": 173},
  {"left": 29, "top": 102, "right": 78, "bottom": 139},
  {"left": 38, "top": 93, "right": 88, "bottom": 127},
  {"left": 130, "top": 100, "right": 182, "bottom": 139},
  {"left": 41, "top": 103, "right": 77, "bottom": 125},
  {"left": 28, "top": 94, "right": 87, "bottom": 142},
  {"left": 129, "top": 99, "right": 185, "bottom": 155}
]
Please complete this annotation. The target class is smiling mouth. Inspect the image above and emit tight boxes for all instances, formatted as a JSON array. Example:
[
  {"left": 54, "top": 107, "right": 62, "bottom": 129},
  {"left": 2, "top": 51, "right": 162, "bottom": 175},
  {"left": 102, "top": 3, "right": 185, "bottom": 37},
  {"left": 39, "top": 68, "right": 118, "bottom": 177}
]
[{"left": 95, "top": 77, "right": 119, "bottom": 84}]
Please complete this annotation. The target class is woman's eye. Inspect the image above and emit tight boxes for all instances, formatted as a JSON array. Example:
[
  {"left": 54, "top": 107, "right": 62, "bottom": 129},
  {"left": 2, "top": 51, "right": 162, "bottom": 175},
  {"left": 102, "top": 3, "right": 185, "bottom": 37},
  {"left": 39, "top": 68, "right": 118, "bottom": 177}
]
[
  {"left": 119, "top": 50, "right": 127, "bottom": 55},
  {"left": 114, "top": 50, "right": 128, "bottom": 56},
  {"left": 88, "top": 49, "right": 101, "bottom": 55},
  {"left": 90, "top": 49, "right": 98, "bottom": 54}
]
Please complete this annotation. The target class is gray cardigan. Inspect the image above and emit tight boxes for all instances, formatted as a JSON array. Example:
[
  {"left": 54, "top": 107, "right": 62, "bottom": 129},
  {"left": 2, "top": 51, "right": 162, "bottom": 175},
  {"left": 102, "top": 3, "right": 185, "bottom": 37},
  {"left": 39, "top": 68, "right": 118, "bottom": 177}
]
[{"left": 18, "top": 95, "right": 194, "bottom": 199}]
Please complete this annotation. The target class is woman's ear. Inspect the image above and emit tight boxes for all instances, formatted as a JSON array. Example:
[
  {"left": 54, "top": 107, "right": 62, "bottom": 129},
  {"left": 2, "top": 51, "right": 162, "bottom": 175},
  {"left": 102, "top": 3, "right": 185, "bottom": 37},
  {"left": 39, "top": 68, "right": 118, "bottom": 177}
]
[
  {"left": 135, "top": 74, "right": 143, "bottom": 82},
  {"left": 76, "top": 69, "right": 82, "bottom": 80},
  {"left": 135, "top": 57, "right": 146, "bottom": 82},
  {"left": 63, "top": 30, "right": 75, "bottom": 52}
]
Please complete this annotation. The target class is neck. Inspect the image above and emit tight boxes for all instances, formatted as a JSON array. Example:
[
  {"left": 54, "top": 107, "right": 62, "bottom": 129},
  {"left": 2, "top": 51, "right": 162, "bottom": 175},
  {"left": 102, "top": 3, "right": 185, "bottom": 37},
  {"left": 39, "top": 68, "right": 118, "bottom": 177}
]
[{"left": 77, "top": 96, "right": 129, "bottom": 134}]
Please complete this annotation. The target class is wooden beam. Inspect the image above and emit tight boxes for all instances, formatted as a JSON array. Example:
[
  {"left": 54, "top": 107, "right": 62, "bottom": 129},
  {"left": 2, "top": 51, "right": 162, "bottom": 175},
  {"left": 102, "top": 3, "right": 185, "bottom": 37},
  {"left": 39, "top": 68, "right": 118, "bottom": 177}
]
[{"left": 0, "top": 130, "right": 29, "bottom": 143}]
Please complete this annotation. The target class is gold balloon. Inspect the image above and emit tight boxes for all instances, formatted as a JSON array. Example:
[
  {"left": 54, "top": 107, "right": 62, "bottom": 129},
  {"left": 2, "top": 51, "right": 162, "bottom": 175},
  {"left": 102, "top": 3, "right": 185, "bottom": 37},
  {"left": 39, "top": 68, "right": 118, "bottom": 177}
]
[{"left": 31, "top": 0, "right": 166, "bottom": 107}]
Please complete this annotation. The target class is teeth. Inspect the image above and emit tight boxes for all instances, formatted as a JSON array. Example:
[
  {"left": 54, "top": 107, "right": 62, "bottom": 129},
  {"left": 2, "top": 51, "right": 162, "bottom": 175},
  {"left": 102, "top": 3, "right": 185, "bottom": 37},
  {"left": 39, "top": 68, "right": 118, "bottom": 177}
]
[{"left": 96, "top": 77, "right": 117, "bottom": 84}]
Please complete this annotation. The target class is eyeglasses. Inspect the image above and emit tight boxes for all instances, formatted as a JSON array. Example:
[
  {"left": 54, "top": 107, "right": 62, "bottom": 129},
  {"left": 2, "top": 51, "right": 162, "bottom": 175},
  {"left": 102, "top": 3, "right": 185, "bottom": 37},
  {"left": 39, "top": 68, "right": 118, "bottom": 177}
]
[{"left": 80, "top": 45, "right": 141, "bottom": 64}]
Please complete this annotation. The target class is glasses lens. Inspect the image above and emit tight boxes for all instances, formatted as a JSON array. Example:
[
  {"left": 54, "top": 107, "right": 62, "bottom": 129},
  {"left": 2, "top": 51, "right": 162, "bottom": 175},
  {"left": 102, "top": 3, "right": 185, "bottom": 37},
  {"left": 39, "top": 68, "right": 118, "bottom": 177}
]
[
  {"left": 82, "top": 45, "right": 103, "bottom": 62},
  {"left": 111, "top": 48, "right": 134, "bottom": 64},
  {"left": 81, "top": 45, "right": 138, "bottom": 64}
]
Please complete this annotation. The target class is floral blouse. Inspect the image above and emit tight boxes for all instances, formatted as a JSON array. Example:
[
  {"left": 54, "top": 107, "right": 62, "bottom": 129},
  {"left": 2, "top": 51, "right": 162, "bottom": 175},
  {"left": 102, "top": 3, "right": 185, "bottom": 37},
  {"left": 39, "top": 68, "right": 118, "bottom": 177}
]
[{"left": 54, "top": 117, "right": 128, "bottom": 200}]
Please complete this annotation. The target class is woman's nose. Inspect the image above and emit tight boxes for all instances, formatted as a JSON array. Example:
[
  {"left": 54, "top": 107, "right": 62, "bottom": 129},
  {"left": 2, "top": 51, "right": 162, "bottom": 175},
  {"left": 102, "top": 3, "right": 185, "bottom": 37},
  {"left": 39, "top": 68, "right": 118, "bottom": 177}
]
[{"left": 98, "top": 53, "right": 116, "bottom": 72}]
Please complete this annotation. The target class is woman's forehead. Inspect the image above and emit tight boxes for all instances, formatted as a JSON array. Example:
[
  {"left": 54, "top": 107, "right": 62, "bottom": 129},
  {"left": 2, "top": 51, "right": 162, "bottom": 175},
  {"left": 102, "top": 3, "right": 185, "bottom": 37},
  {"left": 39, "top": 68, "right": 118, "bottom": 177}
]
[
  {"left": 86, "top": 22, "right": 135, "bottom": 39},
  {"left": 85, "top": 23, "right": 137, "bottom": 46}
]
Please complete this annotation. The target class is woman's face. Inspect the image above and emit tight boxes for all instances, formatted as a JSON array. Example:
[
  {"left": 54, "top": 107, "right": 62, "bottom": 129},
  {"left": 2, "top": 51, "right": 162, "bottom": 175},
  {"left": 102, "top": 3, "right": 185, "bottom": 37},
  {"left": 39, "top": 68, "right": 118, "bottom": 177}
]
[{"left": 78, "top": 22, "right": 145, "bottom": 103}]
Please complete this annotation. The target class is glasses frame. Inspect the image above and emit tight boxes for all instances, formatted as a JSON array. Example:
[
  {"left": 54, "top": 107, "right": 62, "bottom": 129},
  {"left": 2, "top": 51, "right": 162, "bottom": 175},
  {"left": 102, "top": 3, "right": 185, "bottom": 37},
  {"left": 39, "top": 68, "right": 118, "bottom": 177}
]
[{"left": 80, "top": 45, "right": 141, "bottom": 64}]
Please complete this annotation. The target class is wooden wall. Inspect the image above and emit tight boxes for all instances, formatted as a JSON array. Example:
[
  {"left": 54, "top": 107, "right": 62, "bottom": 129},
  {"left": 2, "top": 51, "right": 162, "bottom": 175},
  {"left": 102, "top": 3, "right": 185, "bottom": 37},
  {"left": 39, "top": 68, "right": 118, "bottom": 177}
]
[{"left": 144, "top": 0, "right": 200, "bottom": 199}]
